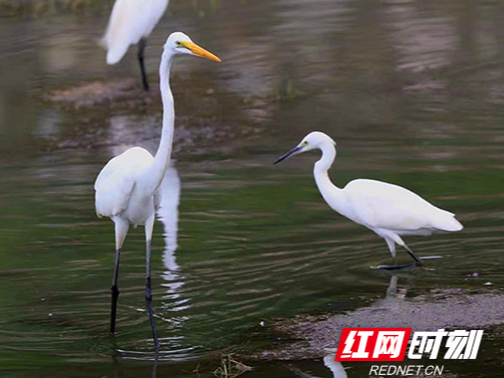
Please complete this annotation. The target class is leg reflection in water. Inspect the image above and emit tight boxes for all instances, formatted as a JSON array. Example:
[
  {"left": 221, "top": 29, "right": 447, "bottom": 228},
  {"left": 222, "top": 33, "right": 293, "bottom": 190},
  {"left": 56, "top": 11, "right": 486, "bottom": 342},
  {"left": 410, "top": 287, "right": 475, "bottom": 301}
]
[
  {"left": 157, "top": 165, "right": 186, "bottom": 300},
  {"left": 157, "top": 164, "right": 192, "bottom": 352},
  {"left": 112, "top": 354, "right": 158, "bottom": 378},
  {"left": 284, "top": 275, "right": 409, "bottom": 378}
]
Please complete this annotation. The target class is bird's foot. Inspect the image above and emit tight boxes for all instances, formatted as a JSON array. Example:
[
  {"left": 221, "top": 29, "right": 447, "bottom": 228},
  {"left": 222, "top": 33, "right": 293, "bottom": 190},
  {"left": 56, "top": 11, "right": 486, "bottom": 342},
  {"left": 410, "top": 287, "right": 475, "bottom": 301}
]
[
  {"left": 419, "top": 255, "right": 443, "bottom": 261},
  {"left": 375, "top": 263, "right": 418, "bottom": 270},
  {"left": 374, "top": 255, "right": 442, "bottom": 270}
]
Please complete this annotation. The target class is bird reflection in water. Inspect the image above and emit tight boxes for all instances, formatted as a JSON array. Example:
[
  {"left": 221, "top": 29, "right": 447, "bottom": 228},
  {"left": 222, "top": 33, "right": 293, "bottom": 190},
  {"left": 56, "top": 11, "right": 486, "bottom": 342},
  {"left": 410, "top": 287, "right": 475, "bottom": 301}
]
[
  {"left": 157, "top": 164, "right": 193, "bottom": 330},
  {"left": 323, "top": 354, "right": 348, "bottom": 378},
  {"left": 286, "top": 354, "right": 348, "bottom": 378},
  {"left": 385, "top": 274, "right": 407, "bottom": 300},
  {"left": 286, "top": 274, "right": 406, "bottom": 378},
  {"left": 157, "top": 165, "right": 185, "bottom": 298},
  {"left": 112, "top": 355, "right": 159, "bottom": 378}
]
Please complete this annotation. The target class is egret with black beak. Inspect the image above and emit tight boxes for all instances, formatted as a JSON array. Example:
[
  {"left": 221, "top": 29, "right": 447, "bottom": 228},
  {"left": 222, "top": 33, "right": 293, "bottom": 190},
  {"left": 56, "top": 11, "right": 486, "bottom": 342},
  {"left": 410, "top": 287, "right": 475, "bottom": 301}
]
[{"left": 274, "top": 132, "right": 463, "bottom": 269}]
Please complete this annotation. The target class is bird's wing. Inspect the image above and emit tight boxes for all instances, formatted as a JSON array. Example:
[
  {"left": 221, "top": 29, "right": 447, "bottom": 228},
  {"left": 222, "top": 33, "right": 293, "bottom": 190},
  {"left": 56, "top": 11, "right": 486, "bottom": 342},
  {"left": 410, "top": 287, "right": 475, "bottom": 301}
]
[
  {"left": 344, "top": 179, "right": 454, "bottom": 232},
  {"left": 102, "top": 0, "right": 169, "bottom": 64},
  {"left": 94, "top": 147, "right": 154, "bottom": 218}
]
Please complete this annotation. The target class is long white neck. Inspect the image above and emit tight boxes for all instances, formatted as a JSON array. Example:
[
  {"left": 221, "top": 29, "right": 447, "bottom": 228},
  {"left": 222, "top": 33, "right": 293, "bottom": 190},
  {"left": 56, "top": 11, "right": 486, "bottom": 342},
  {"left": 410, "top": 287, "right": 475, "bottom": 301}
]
[
  {"left": 313, "top": 142, "right": 346, "bottom": 215},
  {"left": 145, "top": 50, "right": 175, "bottom": 193}
]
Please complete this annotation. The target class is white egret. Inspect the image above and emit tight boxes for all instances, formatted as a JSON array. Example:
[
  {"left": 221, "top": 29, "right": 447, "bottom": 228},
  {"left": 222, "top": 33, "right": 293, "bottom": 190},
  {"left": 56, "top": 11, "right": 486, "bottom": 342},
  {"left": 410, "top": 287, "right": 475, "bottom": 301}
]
[
  {"left": 274, "top": 132, "right": 463, "bottom": 269},
  {"left": 94, "top": 32, "right": 220, "bottom": 348},
  {"left": 102, "top": 0, "right": 170, "bottom": 90}
]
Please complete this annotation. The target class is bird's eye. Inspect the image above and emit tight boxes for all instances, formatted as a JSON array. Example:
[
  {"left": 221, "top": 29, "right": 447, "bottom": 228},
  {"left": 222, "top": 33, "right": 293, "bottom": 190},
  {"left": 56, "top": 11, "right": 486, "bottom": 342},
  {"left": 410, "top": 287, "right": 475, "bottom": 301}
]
[
  {"left": 176, "top": 41, "right": 181, "bottom": 47},
  {"left": 303, "top": 141, "right": 309, "bottom": 146}
]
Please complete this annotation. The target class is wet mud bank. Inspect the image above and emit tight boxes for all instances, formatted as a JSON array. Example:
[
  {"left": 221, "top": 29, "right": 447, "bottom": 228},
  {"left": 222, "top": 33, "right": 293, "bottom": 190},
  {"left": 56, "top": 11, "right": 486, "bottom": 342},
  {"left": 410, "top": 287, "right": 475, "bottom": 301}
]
[
  {"left": 43, "top": 75, "right": 272, "bottom": 156},
  {"left": 260, "top": 284, "right": 504, "bottom": 361}
]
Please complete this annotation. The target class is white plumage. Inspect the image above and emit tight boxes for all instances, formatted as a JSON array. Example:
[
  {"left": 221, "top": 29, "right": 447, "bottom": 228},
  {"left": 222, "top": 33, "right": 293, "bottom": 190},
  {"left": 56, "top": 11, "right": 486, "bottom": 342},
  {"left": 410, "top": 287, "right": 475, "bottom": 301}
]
[
  {"left": 275, "top": 131, "right": 463, "bottom": 269},
  {"left": 95, "top": 147, "right": 159, "bottom": 225},
  {"left": 94, "top": 32, "right": 220, "bottom": 347},
  {"left": 341, "top": 179, "right": 462, "bottom": 234},
  {"left": 102, "top": 0, "right": 169, "bottom": 64}
]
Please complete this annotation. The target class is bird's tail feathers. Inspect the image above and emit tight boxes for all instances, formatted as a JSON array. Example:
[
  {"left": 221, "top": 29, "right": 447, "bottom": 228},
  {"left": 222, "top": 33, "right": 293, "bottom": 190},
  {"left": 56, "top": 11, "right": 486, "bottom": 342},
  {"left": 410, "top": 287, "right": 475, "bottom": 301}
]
[
  {"left": 433, "top": 213, "right": 463, "bottom": 232},
  {"left": 101, "top": 26, "right": 130, "bottom": 65},
  {"left": 105, "top": 44, "right": 128, "bottom": 65}
]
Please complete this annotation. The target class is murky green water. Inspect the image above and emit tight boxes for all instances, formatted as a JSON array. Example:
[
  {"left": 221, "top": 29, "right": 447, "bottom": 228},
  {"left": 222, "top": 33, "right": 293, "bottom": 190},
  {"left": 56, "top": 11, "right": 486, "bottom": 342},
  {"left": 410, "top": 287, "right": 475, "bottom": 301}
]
[{"left": 1, "top": 0, "right": 504, "bottom": 377}]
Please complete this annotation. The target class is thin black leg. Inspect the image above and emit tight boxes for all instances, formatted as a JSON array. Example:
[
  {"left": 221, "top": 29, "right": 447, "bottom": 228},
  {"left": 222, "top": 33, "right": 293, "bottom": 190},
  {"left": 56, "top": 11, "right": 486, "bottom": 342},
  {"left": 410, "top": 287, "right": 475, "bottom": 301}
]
[
  {"left": 110, "top": 248, "right": 121, "bottom": 335},
  {"left": 378, "top": 263, "right": 416, "bottom": 270},
  {"left": 145, "top": 239, "right": 159, "bottom": 348},
  {"left": 404, "top": 244, "right": 423, "bottom": 266},
  {"left": 138, "top": 38, "right": 149, "bottom": 91},
  {"left": 377, "top": 248, "right": 420, "bottom": 270}
]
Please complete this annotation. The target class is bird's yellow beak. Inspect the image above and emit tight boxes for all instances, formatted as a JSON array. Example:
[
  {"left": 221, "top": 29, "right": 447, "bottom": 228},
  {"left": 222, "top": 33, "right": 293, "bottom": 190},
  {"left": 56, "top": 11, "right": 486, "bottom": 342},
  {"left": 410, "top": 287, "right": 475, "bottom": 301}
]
[{"left": 182, "top": 42, "right": 221, "bottom": 62}]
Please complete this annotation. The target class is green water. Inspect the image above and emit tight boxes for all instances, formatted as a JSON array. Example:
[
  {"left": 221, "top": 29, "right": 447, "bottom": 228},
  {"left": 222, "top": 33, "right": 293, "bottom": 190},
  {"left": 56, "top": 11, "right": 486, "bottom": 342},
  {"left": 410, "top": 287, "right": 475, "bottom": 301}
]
[{"left": 1, "top": 0, "right": 504, "bottom": 377}]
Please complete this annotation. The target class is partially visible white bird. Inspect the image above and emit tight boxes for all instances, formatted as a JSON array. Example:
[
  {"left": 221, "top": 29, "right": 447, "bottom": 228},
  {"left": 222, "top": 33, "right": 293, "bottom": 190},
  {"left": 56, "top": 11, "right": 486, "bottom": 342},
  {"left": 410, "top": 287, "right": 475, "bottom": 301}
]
[
  {"left": 95, "top": 32, "right": 220, "bottom": 348},
  {"left": 274, "top": 132, "right": 463, "bottom": 269},
  {"left": 102, "top": 0, "right": 170, "bottom": 90},
  {"left": 284, "top": 354, "right": 347, "bottom": 378}
]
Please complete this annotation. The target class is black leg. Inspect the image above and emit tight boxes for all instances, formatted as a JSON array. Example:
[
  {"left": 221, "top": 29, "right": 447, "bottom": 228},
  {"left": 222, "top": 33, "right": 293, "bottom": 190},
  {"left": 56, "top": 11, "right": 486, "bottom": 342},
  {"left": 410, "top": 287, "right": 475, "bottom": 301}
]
[
  {"left": 145, "top": 239, "right": 159, "bottom": 348},
  {"left": 110, "top": 248, "right": 121, "bottom": 335},
  {"left": 377, "top": 242, "right": 423, "bottom": 270},
  {"left": 138, "top": 38, "right": 149, "bottom": 91},
  {"left": 404, "top": 244, "right": 423, "bottom": 266}
]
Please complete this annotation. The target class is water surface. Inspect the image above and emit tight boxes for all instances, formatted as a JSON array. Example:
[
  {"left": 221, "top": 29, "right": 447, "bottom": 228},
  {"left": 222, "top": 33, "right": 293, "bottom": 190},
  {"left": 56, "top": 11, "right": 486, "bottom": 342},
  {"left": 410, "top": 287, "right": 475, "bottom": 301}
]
[{"left": 1, "top": 0, "right": 504, "bottom": 377}]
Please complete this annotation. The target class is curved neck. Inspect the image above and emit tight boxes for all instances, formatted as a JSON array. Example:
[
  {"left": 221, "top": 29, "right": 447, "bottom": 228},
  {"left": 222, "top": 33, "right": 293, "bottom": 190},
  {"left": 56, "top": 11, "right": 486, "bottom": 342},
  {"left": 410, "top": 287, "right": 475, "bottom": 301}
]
[
  {"left": 313, "top": 142, "right": 346, "bottom": 214},
  {"left": 314, "top": 142, "right": 336, "bottom": 175},
  {"left": 145, "top": 51, "right": 175, "bottom": 193}
]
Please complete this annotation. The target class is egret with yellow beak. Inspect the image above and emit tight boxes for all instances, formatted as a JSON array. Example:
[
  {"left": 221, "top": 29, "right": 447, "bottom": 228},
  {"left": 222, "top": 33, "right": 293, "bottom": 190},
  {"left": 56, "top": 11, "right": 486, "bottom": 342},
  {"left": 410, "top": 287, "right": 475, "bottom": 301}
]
[{"left": 95, "top": 32, "right": 220, "bottom": 348}]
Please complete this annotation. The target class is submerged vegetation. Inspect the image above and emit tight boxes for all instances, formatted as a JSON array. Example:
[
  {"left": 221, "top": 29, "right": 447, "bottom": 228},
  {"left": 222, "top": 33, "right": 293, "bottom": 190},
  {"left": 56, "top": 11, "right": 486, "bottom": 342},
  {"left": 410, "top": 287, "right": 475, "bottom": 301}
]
[{"left": 213, "top": 355, "right": 252, "bottom": 378}]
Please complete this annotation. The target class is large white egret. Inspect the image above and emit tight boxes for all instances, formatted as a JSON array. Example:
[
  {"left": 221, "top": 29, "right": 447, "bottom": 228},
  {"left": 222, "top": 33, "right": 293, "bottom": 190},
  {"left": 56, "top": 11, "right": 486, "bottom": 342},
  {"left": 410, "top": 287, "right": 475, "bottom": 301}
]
[
  {"left": 95, "top": 32, "right": 220, "bottom": 348},
  {"left": 274, "top": 132, "right": 463, "bottom": 269},
  {"left": 102, "top": 0, "right": 170, "bottom": 90}
]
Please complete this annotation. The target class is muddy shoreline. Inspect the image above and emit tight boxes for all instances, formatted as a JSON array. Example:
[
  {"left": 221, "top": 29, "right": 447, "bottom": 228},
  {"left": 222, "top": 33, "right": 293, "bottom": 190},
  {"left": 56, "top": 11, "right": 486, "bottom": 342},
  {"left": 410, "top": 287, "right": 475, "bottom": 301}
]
[{"left": 259, "top": 282, "right": 504, "bottom": 361}]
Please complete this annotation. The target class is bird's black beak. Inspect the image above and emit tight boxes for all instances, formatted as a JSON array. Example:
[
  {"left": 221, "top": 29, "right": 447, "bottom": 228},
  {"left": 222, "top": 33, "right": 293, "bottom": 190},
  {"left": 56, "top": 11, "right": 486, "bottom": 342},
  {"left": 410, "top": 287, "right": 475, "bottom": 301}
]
[{"left": 274, "top": 145, "right": 303, "bottom": 165}]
